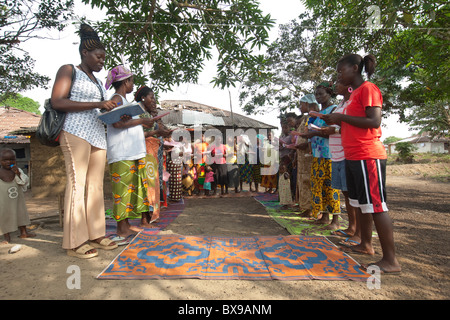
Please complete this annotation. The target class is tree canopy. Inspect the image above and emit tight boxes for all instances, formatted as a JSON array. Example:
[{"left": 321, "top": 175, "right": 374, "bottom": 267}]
[
  {"left": 0, "top": 0, "right": 74, "bottom": 101},
  {"left": 240, "top": 0, "right": 449, "bottom": 137},
  {"left": 82, "top": 0, "right": 274, "bottom": 93}
]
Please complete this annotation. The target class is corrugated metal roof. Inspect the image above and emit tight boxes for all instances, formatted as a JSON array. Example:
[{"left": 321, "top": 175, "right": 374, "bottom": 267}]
[
  {"left": 182, "top": 109, "right": 225, "bottom": 126},
  {"left": 391, "top": 132, "right": 449, "bottom": 144},
  {"left": 160, "top": 100, "right": 276, "bottom": 129}
]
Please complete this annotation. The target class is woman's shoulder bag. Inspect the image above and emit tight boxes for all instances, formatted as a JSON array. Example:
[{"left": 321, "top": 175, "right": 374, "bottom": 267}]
[{"left": 36, "top": 64, "right": 75, "bottom": 147}]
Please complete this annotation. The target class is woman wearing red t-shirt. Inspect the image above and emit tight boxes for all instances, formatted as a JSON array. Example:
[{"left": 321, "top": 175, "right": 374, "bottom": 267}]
[{"left": 323, "top": 54, "right": 401, "bottom": 275}]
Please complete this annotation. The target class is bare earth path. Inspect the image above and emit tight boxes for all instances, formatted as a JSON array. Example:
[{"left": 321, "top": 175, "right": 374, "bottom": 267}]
[{"left": 0, "top": 165, "right": 449, "bottom": 300}]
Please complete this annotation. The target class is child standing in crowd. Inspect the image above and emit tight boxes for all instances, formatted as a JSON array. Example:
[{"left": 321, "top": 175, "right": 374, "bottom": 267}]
[
  {"left": 323, "top": 53, "right": 401, "bottom": 274},
  {"left": 203, "top": 165, "right": 214, "bottom": 196},
  {"left": 0, "top": 149, "right": 35, "bottom": 244},
  {"left": 278, "top": 164, "right": 293, "bottom": 209}
]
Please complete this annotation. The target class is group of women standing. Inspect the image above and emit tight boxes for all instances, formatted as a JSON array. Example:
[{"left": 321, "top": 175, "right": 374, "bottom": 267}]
[
  {"left": 237, "top": 132, "right": 279, "bottom": 194},
  {"left": 287, "top": 53, "right": 401, "bottom": 274},
  {"left": 50, "top": 23, "right": 400, "bottom": 274},
  {"left": 51, "top": 24, "right": 173, "bottom": 259}
]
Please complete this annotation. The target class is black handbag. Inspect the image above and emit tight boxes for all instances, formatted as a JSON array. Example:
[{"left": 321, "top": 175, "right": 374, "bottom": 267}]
[{"left": 36, "top": 64, "right": 75, "bottom": 147}]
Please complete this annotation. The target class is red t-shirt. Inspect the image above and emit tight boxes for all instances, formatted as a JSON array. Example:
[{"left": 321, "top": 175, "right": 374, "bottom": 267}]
[{"left": 341, "top": 81, "right": 387, "bottom": 160}]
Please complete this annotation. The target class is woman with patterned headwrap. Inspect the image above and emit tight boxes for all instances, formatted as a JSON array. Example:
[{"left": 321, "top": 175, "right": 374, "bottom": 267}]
[
  {"left": 51, "top": 24, "right": 118, "bottom": 259},
  {"left": 105, "top": 66, "right": 156, "bottom": 238}
]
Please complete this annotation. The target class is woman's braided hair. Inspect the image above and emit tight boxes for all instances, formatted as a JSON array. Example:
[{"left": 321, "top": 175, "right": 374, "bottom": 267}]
[{"left": 78, "top": 23, "right": 105, "bottom": 55}]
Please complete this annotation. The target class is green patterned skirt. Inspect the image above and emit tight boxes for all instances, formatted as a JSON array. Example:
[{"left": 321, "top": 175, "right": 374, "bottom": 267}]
[{"left": 110, "top": 158, "right": 149, "bottom": 221}]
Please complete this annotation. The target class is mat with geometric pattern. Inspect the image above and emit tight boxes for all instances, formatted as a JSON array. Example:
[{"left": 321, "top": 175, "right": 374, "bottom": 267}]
[
  {"left": 105, "top": 200, "right": 185, "bottom": 236},
  {"left": 97, "top": 234, "right": 369, "bottom": 281}
]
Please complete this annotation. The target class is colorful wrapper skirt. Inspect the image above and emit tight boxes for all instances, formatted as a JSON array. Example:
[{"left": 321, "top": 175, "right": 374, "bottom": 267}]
[
  {"left": 239, "top": 158, "right": 253, "bottom": 183},
  {"left": 145, "top": 137, "right": 161, "bottom": 222},
  {"left": 167, "top": 159, "right": 183, "bottom": 201},
  {"left": 252, "top": 163, "right": 262, "bottom": 183},
  {"left": 110, "top": 158, "right": 149, "bottom": 221},
  {"left": 310, "top": 157, "right": 340, "bottom": 218}
]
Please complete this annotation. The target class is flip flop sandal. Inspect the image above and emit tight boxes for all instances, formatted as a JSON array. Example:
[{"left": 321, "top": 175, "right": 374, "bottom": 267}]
[
  {"left": 90, "top": 238, "right": 118, "bottom": 250},
  {"left": 332, "top": 229, "right": 350, "bottom": 237},
  {"left": 109, "top": 235, "right": 130, "bottom": 246},
  {"left": 67, "top": 244, "right": 98, "bottom": 259},
  {"left": 339, "top": 238, "right": 360, "bottom": 247}
]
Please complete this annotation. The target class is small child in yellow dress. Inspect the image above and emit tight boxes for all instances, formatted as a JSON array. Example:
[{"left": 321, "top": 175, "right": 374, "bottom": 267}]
[
  {"left": 278, "top": 164, "right": 294, "bottom": 209},
  {"left": 0, "top": 149, "right": 35, "bottom": 244}
]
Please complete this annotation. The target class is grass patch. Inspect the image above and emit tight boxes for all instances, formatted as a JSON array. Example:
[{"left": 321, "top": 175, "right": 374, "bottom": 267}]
[{"left": 387, "top": 153, "right": 450, "bottom": 165}]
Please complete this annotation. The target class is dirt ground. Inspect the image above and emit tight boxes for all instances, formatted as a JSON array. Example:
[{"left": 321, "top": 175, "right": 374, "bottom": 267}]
[{"left": 0, "top": 163, "right": 448, "bottom": 301}]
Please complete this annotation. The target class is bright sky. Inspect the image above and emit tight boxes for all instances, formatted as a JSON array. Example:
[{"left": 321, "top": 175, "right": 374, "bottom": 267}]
[{"left": 21, "top": 0, "right": 415, "bottom": 139}]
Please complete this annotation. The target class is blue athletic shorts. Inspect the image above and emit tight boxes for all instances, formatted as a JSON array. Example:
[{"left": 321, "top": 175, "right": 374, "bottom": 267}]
[{"left": 331, "top": 160, "right": 347, "bottom": 191}]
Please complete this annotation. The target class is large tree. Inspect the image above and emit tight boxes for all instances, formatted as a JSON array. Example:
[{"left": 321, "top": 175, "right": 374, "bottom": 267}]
[
  {"left": 240, "top": 1, "right": 449, "bottom": 136},
  {"left": 303, "top": 0, "right": 449, "bottom": 137},
  {"left": 239, "top": 12, "right": 334, "bottom": 115},
  {"left": 82, "top": 0, "right": 274, "bottom": 93},
  {"left": 0, "top": 0, "right": 75, "bottom": 101}
]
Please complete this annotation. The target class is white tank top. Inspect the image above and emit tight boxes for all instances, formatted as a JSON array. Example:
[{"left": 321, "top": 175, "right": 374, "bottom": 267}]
[{"left": 106, "top": 94, "right": 146, "bottom": 164}]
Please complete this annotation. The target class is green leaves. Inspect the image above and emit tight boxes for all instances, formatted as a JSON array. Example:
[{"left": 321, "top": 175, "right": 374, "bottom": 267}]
[
  {"left": 82, "top": 0, "right": 274, "bottom": 93},
  {"left": 302, "top": 0, "right": 449, "bottom": 137},
  {"left": 241, "top": 1, "right": 449, "bottom": 136},
  {"left": 239, "top": 12, "right": 333, "bottom": 115},
  {"left": 0, "top": 93, "right": 41, "bottom": 114},
  {"left": 0, "top": 0, "right": 74, "bottom": 96}
]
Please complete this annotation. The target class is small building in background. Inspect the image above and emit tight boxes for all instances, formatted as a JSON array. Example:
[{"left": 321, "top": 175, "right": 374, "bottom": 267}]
[
  {"left": 0, "top": 106, "right": 41, "bottom": 176},
  {"left": 388, "top": 132, "right": 449, "bottom": 154}
]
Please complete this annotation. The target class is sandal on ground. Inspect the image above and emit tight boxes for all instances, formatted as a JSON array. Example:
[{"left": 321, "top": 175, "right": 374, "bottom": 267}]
[
  {"left": 67, "top": 244, "right": 98, "bottom": 259},
  {"left": 89, "top": 237, "right": 118, "bottom": 250},
  {"left": 110, "top": 235, "right": 132, "bottom": 246},
  {"left": 338, "top": 238, "right": 360, "bottom": 247},
  {"left": 331, "top": 229, "right": 351, "bottom": 237}
]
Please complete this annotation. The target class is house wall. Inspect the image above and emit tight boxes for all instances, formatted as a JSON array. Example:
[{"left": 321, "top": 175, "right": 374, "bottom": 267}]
[
  {"left": 29, "top": 135, "right": 112, "bottom": 199},
  {"left": 428, "top": 142, "right": 447, "bottom": 153},
  {"left": 391, "top": 142, "right": 448, "bottom": 154}
]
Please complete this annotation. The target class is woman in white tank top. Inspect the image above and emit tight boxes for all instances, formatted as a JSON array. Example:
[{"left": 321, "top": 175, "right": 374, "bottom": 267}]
[{"left": 104, "top": 65, "right": 155, "bottom": 239}]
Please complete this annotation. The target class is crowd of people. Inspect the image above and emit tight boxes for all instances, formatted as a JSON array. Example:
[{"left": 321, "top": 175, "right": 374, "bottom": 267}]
[{"left": 0, "top": 23, "right": 400, "bottom": 274}]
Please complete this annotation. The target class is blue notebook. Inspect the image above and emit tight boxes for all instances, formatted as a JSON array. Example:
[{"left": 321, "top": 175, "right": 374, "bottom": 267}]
[{"left": 98, "top": 102, "right": 145, "bottom": 125}]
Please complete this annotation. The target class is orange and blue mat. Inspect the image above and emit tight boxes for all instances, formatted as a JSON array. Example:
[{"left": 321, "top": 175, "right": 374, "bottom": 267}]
[
  {"left": 105, "top": 199, "right": 185, "bottom": 236},
  {"left": 97, "top": 234, "right": 369, "bottom": 281}
]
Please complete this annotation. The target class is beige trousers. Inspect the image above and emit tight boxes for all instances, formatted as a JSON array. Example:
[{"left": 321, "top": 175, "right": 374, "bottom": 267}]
[{"left": 60, "top": 131, "right": 106, "bottom": 249}]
